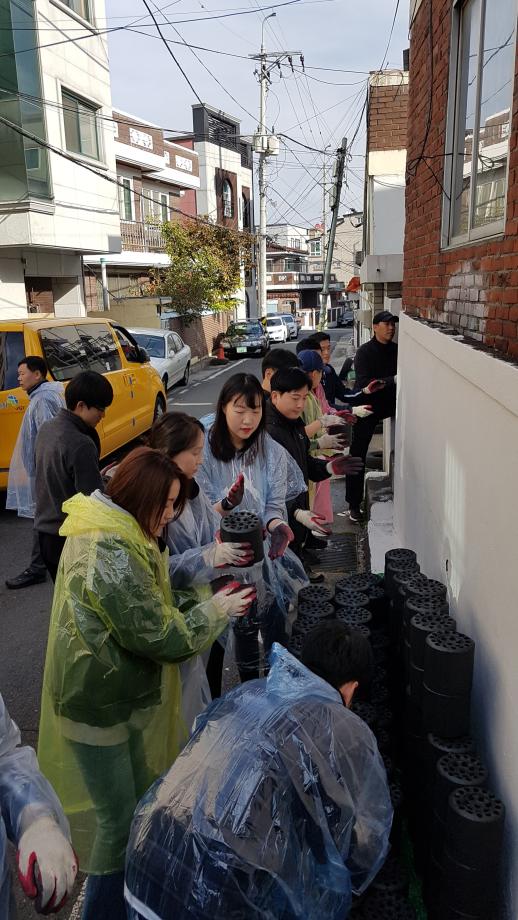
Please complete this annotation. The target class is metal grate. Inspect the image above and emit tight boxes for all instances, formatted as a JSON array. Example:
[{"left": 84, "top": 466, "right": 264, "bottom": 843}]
[{"left": 312, "top": 533, "right": 358, "bottom": 573}]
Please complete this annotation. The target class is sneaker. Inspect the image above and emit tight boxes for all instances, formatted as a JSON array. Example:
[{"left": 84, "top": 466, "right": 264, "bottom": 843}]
[
  {"left": 347, "top": 508, "right": 363, "bottom": 524},
  {"left": 5, "top": 568, "right": 47, "bottom": 590},
  {"left": 308, "top": 571, "right": 325, "bottom": 584}
]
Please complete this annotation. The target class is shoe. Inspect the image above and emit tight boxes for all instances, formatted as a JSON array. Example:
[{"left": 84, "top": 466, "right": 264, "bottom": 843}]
[
  {"left": 347, "top": 508, "right": 363, "bottom": 524},
  {"left": 308, "top": 572, "right": 325, "bottom": 584},
  {"left": 302, "top": 549, "right": 321, "bottom": 566},
  {"left": 5, "top": 568, "right": 47, "bottom": 590}
]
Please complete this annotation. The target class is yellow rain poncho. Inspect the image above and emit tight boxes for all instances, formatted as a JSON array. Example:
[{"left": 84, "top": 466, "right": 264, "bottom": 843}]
[{"left": 37, "top": 492, "right": 228, "bottom": 876}]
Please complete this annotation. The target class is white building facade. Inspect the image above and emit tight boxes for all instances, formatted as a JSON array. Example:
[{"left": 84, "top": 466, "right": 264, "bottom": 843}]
[{"left": 0, "top": 0, "right": 120, "bottom": 319}]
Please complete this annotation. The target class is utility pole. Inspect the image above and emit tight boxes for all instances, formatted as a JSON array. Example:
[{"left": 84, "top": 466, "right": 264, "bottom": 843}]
[
  {"left": 321, "top": 157, "right": 327, "bottom": 272},
  {"left": 319, "top": 136, "right": 347, "bottom": 330},
  {"left": 251, "top": 28, "right": 302, "bottom": 318}
]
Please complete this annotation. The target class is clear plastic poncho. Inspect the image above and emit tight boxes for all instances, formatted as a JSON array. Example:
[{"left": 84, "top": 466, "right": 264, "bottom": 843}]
[
  {"left": 37, "top": 492, "right": 229, "bottom": 876},
  {"left": 0, "top": 693, "right": 70, "bottom": 918},
  {"left": 197, "top": 431, "right": 308, "bottom": 614},
  {"left": 166, "top": 483, "right": 221, "bottom": 588},
  {"left": 6, "top": 381, "right": 64, "bottom": 518},
  {"left": 125, "top": 644, "right": 393, "bottom": 920}
]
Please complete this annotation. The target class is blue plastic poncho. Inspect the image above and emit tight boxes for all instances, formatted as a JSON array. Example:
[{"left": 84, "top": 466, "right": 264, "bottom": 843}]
[
  {"left": 0, "top": 694, "right": 70, "bottom": 918},
  {"left": 125, "top": 645, "right": 393, "bottom": 920},
  {"left": 197, "top": 431, "right": 308, "bottom": 613},
  {"left": 6, "top": 381, "right": 64, "bottom": 518},
  {"left": 166, "top": 482, "right": 221, "bottom": 588}
]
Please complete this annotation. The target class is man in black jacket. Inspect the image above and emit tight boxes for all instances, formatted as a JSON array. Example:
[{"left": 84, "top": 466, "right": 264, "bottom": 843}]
[
  {"left": 34, "top": 371, "right": 113, "bottom": 580},
  {"left": 346, "top": 311, "right": 398, "bottom": 523},
  {"left": 265, "top": 367, "right": 362, "bottom": 561}
]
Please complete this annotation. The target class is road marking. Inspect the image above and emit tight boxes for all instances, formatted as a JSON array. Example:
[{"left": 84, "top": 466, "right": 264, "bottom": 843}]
[
  {"left": 172, "top": 402, "right": 213, "bottom": 406},
  {"left": 204, "top": 359, "right": 246, "bottom": 381}
]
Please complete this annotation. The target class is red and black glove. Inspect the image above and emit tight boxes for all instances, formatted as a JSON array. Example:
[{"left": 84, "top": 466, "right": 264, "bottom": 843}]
[
  {"left": 326, "top": 455, "right": 364, "bottom": 476},
  {"left": 268, "top": 522, "right": 294, "bottom": 559}
]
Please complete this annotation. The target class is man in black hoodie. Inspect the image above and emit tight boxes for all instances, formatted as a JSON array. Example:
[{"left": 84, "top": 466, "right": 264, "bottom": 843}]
[
  {"left": 346, "top": 311, "right": 398, "bottom": 523},
  {"left": 34, "top": 371, "right": 113, "bottom": 580},
  {"left": 265, "top": 367, "right": 362, "bottom": 561}
]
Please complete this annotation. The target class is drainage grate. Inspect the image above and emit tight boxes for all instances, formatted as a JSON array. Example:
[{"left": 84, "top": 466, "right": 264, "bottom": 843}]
[{"left": 312, "top": 533, "right": 358, "bottom": 573}]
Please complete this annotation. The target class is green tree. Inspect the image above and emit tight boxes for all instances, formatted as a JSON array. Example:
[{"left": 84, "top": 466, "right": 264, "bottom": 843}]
[{"left": 152, "top": 219, "right": 255, "bottom": 321}]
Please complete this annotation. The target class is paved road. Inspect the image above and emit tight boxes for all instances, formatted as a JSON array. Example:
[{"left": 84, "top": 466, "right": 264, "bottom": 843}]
[{"left": 0, "top": 328, "right": 351, "bottom": 917}]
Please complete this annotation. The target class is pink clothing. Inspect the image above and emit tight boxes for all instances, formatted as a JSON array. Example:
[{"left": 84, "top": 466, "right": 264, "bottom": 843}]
[{"left": 314, "top": 382, "right": 331, "bottom": 415}]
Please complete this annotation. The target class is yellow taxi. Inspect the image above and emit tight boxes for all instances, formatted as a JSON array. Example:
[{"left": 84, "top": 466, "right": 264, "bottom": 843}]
[{"left": 0, "top": 317, "right": 166, "bottom": 489}]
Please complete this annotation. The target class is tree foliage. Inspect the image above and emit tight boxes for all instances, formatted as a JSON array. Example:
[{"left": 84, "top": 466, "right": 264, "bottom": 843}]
[{"left": 151, "top": 219, "right": 255, "bottom": 322}]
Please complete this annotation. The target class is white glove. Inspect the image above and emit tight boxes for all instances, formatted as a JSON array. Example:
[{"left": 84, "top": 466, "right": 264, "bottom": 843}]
[
  {"left": 317, "top": 433, "right": 346, "bottom": 450},
  {"left": 207, "top": 540, "right": 254, "bottom": 568},
  {"left": 17, "top": 816, "right": 78, "bottom": 913},
  {"left": 322, "top": 414, "right": 346, "bottom": 429},
  {"left": 294, "top": 509, "right": 330, "bottom": 536},
  {"left": 213, "top": 583, "right": 257, "bottom": 618},
  {"left": 352, "top": 406, "right": 374, "bottom": 418}
]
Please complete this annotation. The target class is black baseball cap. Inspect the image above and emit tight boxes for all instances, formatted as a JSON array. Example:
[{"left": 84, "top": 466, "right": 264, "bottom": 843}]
[{"left": 373, "top": 310, "right": 399, "bottom": 324}]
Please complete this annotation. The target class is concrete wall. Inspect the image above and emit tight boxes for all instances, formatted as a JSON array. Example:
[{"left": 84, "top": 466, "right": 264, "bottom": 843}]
[
  {"left": 88, "top": 299, "right": 161, "bottom": 328},
  {"left": 394, "top": 312, "right": 518, "bottom": 918}
]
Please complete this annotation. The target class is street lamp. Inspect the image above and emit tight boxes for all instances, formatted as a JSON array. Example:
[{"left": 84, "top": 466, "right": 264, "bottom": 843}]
[{"left": 261, "top": 11, "right": 276, "bottom": 53}]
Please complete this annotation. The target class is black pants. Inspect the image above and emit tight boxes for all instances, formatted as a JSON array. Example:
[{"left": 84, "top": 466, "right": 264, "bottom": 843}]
[
  {"left": 38, "top": 532, "right": 66, "bottom": 582},
  {"left": 29, "top": 528, "right": 47, "bottom": 575},
  {"left": 345, "top": 414, "right": 379, "bottom": 512}
]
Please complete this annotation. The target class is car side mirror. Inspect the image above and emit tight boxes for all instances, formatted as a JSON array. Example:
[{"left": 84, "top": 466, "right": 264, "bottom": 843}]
[{"left": 138, "top": 347, "right": 149, "bottom": 363}]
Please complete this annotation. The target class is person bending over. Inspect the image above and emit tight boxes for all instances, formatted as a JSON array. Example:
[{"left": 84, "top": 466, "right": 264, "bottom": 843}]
[{"left": 125, "top": 622, "right": 392, "bottom": 920}]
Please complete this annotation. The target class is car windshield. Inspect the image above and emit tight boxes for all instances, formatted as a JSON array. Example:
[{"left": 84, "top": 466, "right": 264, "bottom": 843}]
[
  {"left": 267, "top": 317, "right": 282, "bottom": 326},
  {"left": 228, "top": 323, "right": 262, "bottom": 336},
  {"left": 281, "top": 316, "right": 294, "bottom": 323},
  {"left": 132, "top": 334, "right": 165, "bottom": 358}
]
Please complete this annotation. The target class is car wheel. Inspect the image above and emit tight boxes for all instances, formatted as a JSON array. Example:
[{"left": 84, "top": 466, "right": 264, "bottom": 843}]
[
  {"left": 153, "top": 394, "right": 166, "bottom": 421},
  {"left": 180, "top": 362, "right": 190, "bottom": 385},
  {"left": 162, "top": 374, "right": 169, "bottom": 391}
]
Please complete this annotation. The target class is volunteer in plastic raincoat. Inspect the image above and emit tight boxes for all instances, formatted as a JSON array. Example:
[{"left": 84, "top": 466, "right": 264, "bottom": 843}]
[
  {"left": 37, "top": 446, "right": 256, "bottom": 920},
  {"left": 6, "top": 355, "right": 64, "bottom": 589},
  {"left": 197, "top": 374, "right": 309, "bottom": 680},
  {"left": 0, "top": 693, "right": 77, "bottom": 918},
  {"left": 125, "top": 624, "right": 393, "bottom": 920}
]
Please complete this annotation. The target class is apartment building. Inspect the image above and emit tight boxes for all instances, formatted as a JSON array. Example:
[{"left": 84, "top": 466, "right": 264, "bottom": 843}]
[
  {"left": 0, "top": 0, "right": 120, "bottom": 318},
  {"left": 83, "top": 110, "right": 200, "bottom": 311}
]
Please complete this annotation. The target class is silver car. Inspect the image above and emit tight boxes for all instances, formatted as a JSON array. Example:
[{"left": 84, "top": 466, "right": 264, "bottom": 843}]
[
  {"left": 280, "top": 314, "right": 298, "bottom": 339},
  {"left": 130, "top": 328, "right": 191, "bottom": 390}
]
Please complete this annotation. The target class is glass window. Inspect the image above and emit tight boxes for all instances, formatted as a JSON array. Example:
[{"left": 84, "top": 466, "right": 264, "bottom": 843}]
[
  {"left": 0, "top": 0, "right": 51, "bottom": 201},
  {"left": 309, "top": 239, "right": 322, "bottom": 256},
  {"left": 62, "top": 90, "right": 100, "bottom": 160},
  {"left": 222, "top": 179, "right": 233, "bottom": 218},
  {"left": 118, "top": 177, "right": 132, "bottom": 221},
  {"left": 40, "top": 324, "right": 121, "bottom": 380},
  {"left": 62, "top": 0, "right": 91, "bottom": 22},
  {"left": 171, "top": 333, "right": 183, "bottom": 352},
  {"left": 112, "top": 326, "right": 141, "bottom": 363},
  {"left": 446, "top": 0, "right": 516, "bottom": 243},
  {"left": 132, "top": 333, "right": 165, "bottom": 358},
  {"left": 160, "top": 192, "right": 168, "bottom": 222},
  {"left": 0, "top": 332, "right": 25, "bottom": 391}
]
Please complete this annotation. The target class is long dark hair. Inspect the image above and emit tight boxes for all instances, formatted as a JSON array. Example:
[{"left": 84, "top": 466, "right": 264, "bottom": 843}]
[
  {"left": 149, "top": 412, "right": 204, "bottom": 457},
  {"left": 106, "top": 446, "right": 188, "bottom": 539},
  {"left": 209, "top": 373, "right": 265, "bottom": 462}
]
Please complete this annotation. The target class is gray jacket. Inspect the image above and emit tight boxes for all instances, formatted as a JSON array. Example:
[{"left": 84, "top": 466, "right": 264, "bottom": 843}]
[{"left": 34, "top": 409, "right": 103, "bottom": 534}]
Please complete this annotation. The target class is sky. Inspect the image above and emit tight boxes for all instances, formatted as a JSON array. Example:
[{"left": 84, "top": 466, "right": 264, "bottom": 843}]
[{"left": 106, "top": 0, "right": 410, "bottom": 247}]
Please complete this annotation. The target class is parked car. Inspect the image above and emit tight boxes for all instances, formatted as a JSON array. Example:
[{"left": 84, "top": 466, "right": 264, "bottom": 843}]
[
  {"left": 0, "top": 318, "right": 166, "bottom": 489},
  {"left": 337, "top": 306, "right": 354, "bottom": 327},
  {"left": 130, "top": 328, "right": 191, "bottom": 390},
  {"left": 279, "top": 314, "right": 298, "bottom": 339},
  {"left": 221, "top": 320, "right": 269, "bottom": 358},
  {"left": 265, "top": 315, "right": 289, "bottom": 343}
]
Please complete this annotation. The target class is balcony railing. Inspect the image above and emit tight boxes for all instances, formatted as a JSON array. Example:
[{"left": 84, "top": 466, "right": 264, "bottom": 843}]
[{"left": 120, "top": 220, "right": 165, "bottom": 253}]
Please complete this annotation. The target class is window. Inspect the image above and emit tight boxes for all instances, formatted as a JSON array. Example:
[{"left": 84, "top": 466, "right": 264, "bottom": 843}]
[
  {"left": 143, "top": 188, "right": 169, "bottom": 222},
  {"left": 444, "top": 0, "right": 516, "bottom": 244},
  {"left": 62, "top": 90, "right": 100, "bottom": 160},
  {"left": 40, "top": 324, "right": 121, "bottom": 380},
  {"left": 222, "top": 179, "right": 233, "bottom": 218},
  {"left": 118, "top": 177, "right": 133, "bottom": 221},
  {"left": 132, "top": 333, "right": 165, "bottom": 358},
  {"left": 0, "top": 332, "right": 25, "bottom": 391},
  {"left": 242, "top": 193, "right": 251, "bottom": 228},
  {"left": 112, "top": 326, "right": 141, "bottom": 363},
  {"left": 309, "top": 239, "right": 322, "bottom": 256},
  {"left": 62, "top": 0, "right": 91, "bottom": 21}
]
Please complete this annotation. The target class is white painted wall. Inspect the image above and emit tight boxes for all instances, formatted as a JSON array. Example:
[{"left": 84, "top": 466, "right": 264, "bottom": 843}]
[{"left": 394, "top": 313, "right": 518, "bottom": 919}]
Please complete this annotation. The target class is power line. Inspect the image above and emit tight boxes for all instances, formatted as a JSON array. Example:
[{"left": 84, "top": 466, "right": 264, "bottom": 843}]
[{"left": 140, "top": 0, "right": 205, "bottom": 105}]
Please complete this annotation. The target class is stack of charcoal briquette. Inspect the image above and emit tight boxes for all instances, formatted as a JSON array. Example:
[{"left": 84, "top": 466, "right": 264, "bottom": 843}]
[{"left": 288, "top": 551, "right": 506, "bottom": 920}]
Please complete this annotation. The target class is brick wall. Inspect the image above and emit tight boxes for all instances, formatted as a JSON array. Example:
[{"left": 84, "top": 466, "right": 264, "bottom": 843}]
[
  {"left": 163, "top": 312, "right": 232, "bottom": 360},
  {"left": 368, "top": 77, "right": 409, "bottom": 152},
  {"left": 404, "top": 1, "right": 518, "bottom": 358}
]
